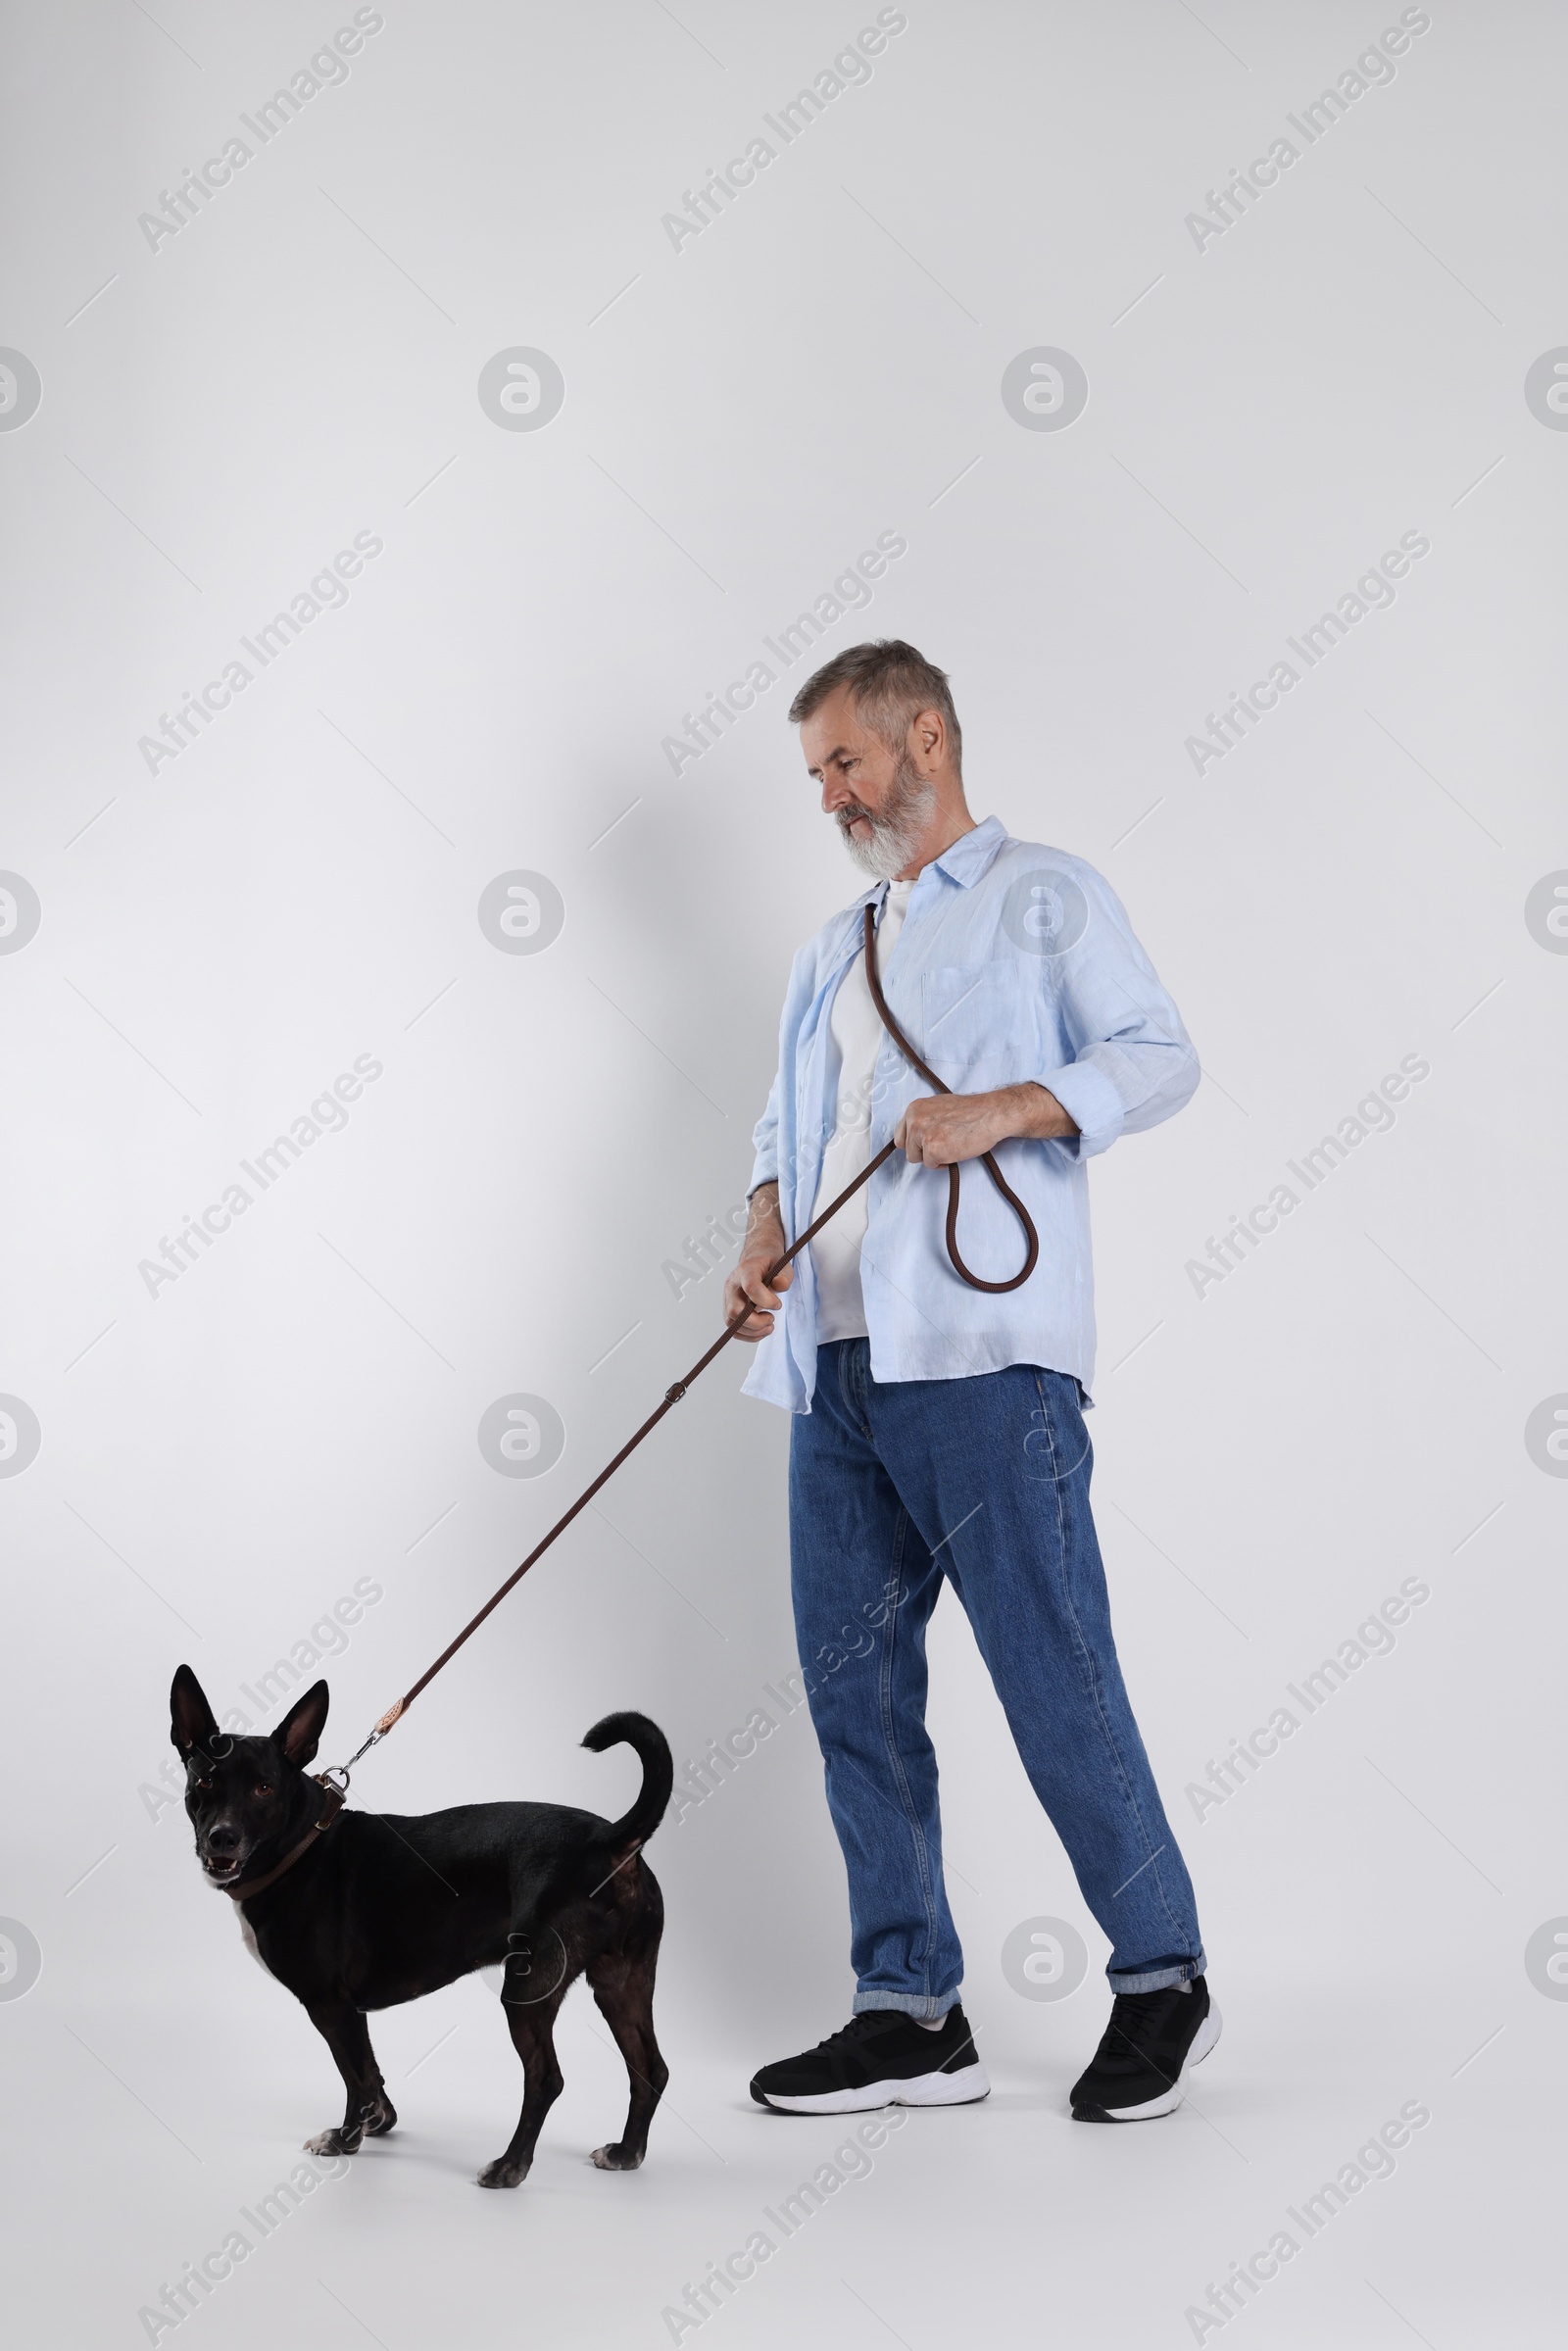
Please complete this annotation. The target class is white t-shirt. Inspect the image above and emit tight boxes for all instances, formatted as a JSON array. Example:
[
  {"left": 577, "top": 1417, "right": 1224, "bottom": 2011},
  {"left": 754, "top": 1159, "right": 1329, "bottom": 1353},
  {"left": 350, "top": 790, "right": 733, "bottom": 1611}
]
[{"left": 809, "top": 879, "right": 914, "bottom": 1343}]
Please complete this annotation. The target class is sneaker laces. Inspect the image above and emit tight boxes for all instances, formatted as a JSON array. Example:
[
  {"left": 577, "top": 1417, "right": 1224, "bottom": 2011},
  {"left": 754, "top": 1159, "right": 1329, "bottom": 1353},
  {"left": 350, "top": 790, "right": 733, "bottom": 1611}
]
[
  {"left": 1092, "top": 1988, "right": 1183, "bottom": 2078},
  {"left": 811, "top": 2014, "right": 892, "bottom": 2052}
]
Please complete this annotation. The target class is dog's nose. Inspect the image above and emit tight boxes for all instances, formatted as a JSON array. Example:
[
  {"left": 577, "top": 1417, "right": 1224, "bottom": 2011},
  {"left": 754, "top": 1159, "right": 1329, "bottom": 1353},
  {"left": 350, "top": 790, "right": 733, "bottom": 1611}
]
[{"left": 207, "top": 1824, "right": 240, "bottom": 1854}]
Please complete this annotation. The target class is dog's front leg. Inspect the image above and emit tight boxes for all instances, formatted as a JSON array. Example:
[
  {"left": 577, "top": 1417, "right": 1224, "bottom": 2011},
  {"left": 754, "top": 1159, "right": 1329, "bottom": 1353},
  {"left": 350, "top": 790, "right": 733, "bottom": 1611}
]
[{"left": 302, "top": 1999, "right": 398, "bottom": 2156}]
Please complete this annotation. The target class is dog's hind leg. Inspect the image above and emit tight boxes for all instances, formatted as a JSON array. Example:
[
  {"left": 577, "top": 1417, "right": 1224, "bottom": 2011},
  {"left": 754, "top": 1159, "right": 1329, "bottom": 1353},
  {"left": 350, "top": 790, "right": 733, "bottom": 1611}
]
[
  {"left": 476, "top": 1971, "right": 570, "bottom": 2189},
  {"left": 302, "top": 1999, "right": 398, "bottom": 2156},
  {"left": 585, "top": 1931, "right": 667, "bottom": 2172}
]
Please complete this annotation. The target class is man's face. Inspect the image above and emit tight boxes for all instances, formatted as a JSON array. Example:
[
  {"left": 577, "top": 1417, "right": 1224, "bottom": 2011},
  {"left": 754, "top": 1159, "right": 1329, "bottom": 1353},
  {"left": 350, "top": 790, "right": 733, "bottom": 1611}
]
[{"left": 800, "top": 685, "right": 937, "bottom": 880}]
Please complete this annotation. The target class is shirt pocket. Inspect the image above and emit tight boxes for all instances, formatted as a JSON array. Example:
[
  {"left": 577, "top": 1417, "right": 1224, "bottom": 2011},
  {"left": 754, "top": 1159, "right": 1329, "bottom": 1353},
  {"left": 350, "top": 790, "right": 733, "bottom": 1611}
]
[{"left": 918, "top": 958, "right": 1034, "bottom": 1094}]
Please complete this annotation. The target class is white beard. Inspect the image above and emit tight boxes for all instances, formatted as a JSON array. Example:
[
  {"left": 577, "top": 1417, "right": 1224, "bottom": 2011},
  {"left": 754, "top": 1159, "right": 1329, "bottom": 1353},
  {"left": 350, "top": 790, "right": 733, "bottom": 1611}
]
[{"left": 837, "top": 755, "right": 938, "bottom": 880}]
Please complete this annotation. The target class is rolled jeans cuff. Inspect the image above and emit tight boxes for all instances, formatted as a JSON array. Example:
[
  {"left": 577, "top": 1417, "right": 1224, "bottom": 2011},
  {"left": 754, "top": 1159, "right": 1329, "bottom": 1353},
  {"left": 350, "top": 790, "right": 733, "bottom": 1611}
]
[
  {"left": 852, "top": 1989, "right": 960, "bottom": 2022},
  {"left": 1107, "top": 1948, "right": 1207, "bottom": 1995}
]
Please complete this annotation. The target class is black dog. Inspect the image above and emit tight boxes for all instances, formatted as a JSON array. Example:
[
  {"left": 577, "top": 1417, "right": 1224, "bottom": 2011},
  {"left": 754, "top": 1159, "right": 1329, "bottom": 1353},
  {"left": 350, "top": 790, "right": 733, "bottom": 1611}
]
[{"left": 171, "top": 1664, "right": 672, "bottom": 2186}]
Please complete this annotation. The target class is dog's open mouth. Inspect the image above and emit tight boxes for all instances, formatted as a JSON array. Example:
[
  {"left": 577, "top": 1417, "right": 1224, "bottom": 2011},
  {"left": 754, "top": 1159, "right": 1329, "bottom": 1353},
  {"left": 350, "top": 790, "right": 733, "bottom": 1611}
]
[{"left": 201, "top": 1853, "right": 244, "bottom": 1881}]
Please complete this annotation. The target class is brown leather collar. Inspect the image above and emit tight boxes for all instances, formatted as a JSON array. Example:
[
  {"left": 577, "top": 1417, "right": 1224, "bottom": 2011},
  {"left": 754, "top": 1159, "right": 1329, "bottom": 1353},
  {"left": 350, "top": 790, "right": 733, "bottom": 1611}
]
[{"left": 222, "top": 1780, "right": 345, "bottom": 1900}]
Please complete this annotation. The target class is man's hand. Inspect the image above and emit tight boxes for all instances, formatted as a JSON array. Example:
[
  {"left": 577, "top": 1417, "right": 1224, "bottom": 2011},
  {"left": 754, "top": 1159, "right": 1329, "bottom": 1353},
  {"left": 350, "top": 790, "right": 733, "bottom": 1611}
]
[
  {"left": 723, "top": 1181, "right": 792, "bottom": 1342},
  {"left": 894, "top": 1081, "right": 1078, "bottom": 1168}
]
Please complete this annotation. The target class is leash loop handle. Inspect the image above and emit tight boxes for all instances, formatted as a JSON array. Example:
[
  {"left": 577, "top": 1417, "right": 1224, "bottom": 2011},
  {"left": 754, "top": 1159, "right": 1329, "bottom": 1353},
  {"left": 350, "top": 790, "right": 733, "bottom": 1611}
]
[{"left": 860, "top": 904, "right": 1040, "bottom": 1296}]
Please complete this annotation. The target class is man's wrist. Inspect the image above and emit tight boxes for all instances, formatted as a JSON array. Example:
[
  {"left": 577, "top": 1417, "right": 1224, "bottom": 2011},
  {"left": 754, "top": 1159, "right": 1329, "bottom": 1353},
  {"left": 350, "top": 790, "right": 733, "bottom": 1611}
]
[
  {"left": 746, "top": 1182, "right": 783, "bottom": 1243},
  {"left": 1000, "top": 1081, "right": 1078, "bottom": 1142}
]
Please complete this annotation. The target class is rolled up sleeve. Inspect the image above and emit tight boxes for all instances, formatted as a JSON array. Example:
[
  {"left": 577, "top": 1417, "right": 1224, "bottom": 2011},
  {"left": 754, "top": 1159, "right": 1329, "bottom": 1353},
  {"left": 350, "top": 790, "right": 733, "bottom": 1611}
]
[
  {"left": 1038, "top": 865, "right": 1200, "bottom": 1160},
  {"left": 1036, "top": 1056, "right": 1128, "bottom": 1158},
  {"left": 750, "top": 1063, "right": 782, "bottom": 1194}
]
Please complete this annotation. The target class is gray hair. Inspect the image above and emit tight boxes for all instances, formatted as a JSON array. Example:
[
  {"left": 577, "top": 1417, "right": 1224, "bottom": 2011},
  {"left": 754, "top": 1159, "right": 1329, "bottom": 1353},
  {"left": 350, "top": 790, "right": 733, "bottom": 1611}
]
[{"left": 786, "top": 639, "right": 962, "bottom": 773}]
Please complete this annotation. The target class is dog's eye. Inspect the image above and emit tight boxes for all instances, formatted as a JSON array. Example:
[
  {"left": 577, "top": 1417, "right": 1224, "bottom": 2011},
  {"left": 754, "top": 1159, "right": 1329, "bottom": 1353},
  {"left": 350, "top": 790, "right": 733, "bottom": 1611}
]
[
  {"left": 194, "top": 1776, "right": 212, "bottom": 1790},
  {"left": 254, "top": 1783, "right": 272, "bottom": 1797}
]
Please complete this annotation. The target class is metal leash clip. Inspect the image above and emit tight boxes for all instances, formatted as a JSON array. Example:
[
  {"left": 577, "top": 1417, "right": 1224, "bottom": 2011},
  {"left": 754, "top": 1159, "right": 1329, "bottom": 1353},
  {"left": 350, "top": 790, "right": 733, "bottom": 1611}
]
[{"left": 318, "top": 1700, "right": 399, "bottom": 1790}]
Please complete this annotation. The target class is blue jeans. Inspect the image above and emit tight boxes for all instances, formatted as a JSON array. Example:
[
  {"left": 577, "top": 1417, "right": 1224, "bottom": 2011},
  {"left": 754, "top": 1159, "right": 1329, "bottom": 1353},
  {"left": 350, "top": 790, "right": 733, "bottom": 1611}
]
[{"left": 788, "top": 1342, "right": 1206, "bottom": 2015}]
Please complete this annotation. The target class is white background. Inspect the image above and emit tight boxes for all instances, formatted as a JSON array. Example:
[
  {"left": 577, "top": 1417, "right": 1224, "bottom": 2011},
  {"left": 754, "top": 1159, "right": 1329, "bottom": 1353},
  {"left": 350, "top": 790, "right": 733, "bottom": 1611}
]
[{"left": 2, "top": 2, "right": 1564, "bottom": 2344}]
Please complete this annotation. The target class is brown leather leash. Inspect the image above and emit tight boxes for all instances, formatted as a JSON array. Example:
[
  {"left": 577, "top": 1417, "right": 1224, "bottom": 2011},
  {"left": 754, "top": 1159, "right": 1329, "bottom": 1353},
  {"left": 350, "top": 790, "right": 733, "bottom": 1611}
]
[
  {"left": 858, "top": 904, "right": 1040, "bottom": 1296},
  {"left": 324, "top": 902, "right": 1039, "bottom": 1787}
]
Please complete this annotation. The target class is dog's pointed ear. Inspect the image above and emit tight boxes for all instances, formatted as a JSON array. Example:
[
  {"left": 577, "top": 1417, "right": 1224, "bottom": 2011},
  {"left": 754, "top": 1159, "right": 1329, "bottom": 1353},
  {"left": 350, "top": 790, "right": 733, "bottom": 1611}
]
[
  {"left": 171, "top": 1664, "right": 220, "bottom": 1758},
  {"left": 274, "top": 1680, "right": 329, "bottom": 1767}
]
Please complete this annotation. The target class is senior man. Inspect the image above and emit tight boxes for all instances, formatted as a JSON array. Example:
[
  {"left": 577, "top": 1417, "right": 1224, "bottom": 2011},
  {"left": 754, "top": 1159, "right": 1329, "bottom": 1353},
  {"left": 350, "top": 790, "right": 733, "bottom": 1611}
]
[{"left": 727, "top": 640, "right": 1216, "bottom": 2125}]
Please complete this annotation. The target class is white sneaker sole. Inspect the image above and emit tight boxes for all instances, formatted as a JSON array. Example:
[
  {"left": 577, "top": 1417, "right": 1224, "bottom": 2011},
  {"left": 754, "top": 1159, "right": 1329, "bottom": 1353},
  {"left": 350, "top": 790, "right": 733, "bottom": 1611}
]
[
  {"left": 1098, "top": 2002, "right": 1222, "bottom": 2122},
  {"left": 757, "top": 2060, "right": 992, "bottom": 2115}
]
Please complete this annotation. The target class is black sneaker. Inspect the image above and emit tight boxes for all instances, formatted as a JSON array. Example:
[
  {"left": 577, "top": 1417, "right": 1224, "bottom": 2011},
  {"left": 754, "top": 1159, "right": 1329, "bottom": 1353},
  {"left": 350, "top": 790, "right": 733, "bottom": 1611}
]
[
  {"left": 750, "top": 2006, "right": 990, "bottom": 2115},
  {"left": 1070, "top": 1976, "right": 1221, "bottom": 2122}
]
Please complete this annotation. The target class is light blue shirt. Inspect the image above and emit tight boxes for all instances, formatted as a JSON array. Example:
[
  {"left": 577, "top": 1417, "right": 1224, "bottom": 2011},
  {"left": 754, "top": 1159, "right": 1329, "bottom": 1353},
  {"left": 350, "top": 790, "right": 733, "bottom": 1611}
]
[{"left": 743, "top": 815, "right": 1199, "bottom": 1411}]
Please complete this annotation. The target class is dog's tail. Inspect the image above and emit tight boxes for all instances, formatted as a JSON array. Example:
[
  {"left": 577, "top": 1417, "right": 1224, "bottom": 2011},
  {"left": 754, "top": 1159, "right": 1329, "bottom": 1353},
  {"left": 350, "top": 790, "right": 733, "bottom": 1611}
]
[{"left": 582, "top": 1711, "right": 673, "bottom": 1852}]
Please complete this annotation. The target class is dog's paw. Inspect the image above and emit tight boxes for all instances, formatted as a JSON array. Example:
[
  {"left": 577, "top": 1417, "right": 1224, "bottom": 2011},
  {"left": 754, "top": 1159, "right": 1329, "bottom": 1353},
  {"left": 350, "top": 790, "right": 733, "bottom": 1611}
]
[
  {"left": 591, "top": 2141, "right": 645, "bottom": 2172},
  {"left": 303, "top": 2127, "right": 362, "bottom": 2157},
  {"left": 476, "top": 2155, "right": 531, "bottom": 2189},
  {"left": 364, "top": 2096, "right": 398, "bottom": 2137}
]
